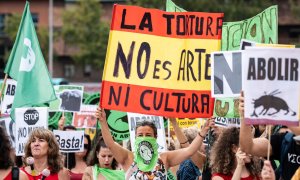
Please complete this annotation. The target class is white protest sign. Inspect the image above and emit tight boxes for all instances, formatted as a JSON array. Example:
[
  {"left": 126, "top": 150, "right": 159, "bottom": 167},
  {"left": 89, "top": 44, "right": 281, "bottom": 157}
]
[
  {"left": 72, "top": 105, "right": 97, "bottom": 128},
  {"left": 242, "top": 48, "right": 300, "bottom": 126},
  {"left": 214, "top": 117, "right": 240, "bottom": 127},
  {"left": 15, "top": 107, "right": 48, "bottom": 156},
  {"left": 127, "top": 113, "right": 166, "bottom": 153},
  {"left": 240, "top": 39, "right": 256, "bottom": 50},
  {"left": 1, "top": 79, "right": 17, "bottom": 116},
  {"left": 49, "top": 85, "right": 84, "bottom": 112},
  {"left": 53, "top": 130, "right": 84, "bottom": 153},
  {"left": 212, "top": 51, "right": 242, "bottom": 97},
  {"left": 0, "top": 116, "right": 16, "bottom": 148}
]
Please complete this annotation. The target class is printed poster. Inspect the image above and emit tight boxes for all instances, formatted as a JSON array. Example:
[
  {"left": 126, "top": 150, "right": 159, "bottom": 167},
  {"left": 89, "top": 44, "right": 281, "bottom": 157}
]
[
  {"left": 49, "top": 85, "right": 84, "bottom": 112},
  {"left": 242, "top": 48, "right": 300, "bottom": 125}
]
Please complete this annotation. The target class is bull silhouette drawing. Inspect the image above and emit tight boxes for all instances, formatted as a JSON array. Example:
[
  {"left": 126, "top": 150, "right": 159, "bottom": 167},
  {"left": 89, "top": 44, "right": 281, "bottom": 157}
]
[{"left": 251, "top": 89, "right": 296, "bottom": 117}]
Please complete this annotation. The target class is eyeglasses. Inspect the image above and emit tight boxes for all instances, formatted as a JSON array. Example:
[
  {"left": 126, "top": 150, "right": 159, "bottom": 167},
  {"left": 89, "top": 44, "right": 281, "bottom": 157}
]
[{"left": 84, "top": 144, "right": 89, "bottom": 150}]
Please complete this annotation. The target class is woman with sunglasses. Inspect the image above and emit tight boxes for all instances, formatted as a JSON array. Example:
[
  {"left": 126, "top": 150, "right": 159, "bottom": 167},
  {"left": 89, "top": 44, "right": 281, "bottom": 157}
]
[{"left": 66, "top": 134, "right": 91, "bottom": 180}]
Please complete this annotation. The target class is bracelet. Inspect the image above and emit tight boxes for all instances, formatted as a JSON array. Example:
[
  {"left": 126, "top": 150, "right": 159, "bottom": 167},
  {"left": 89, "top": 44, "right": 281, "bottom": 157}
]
[
  {"left": 180, "top": 140, "right": 189, "bottom": 144},
  {"left": 198, "top": 132, "right": 205, "bottom": 139}
]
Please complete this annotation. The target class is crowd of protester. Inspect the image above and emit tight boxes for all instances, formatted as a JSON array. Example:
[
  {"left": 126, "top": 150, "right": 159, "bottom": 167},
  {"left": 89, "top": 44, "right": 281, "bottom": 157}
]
[{"left": 0, "top": 91, "right": 300, "bottom": 180}]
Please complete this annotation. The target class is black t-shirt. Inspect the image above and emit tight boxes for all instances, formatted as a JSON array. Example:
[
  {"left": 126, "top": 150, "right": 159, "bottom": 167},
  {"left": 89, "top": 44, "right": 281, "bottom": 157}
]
[{"left": 271, "top": 133, "right": 300, "bottom": 180}]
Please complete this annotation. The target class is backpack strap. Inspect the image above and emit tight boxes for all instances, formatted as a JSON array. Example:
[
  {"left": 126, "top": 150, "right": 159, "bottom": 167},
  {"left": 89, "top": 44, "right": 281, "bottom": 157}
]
[
  {"left": 278, "top": 132, "right": 294, "bottom": 177},
  {"left": 11, "top": 166, "right": 19, "bottom": 180}
]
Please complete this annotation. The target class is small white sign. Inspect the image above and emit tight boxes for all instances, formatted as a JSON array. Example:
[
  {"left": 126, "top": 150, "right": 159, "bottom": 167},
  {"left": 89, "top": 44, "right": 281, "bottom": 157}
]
[
  {"left": 127, "top": 113, "right": 166, "bottom": 153},
  {"left": 15, "top": 107, "right": 48, "bottom": 156},
  {"left": 214, "top": 117, "right": 240, "bottom": 127},
  {"left": 0, "top": 117, "right": 16, "bottom": 148},
  {"left": 53, "top": 130, "right": 84, "bottom": 153},
  {"left": 1, "top": 79, "right": 17, "bottom": 116},
  {"left": 72, "top": 105, "right": 97, "bottom": 128}
]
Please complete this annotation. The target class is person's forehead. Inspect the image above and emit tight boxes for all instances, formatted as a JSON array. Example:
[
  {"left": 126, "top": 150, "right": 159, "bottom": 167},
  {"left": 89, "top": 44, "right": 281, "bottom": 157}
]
[
  {"left": 137, "top": 126, "right": 154, "bottom": 132},
  {"left": 99, "top": 147, "right": 112, "bottom": 154}
]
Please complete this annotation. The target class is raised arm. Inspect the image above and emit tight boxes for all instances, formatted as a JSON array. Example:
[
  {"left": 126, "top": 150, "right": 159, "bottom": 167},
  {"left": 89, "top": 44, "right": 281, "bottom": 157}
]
[
  {"left": 287, "top": 126, "right": 300, "bottom": 135},
  {"left": 169, "top": 117, "right": 206, "bottom": 169},
  {"left": 239, "top": 91, "right": 270, "bottom": 157},
  {"left": 162, "top": 118, "right": 213, "bottom": 169},
  {"left": 231, "top": 148, "right": 248, "bottom": 180},
  {"left": 95, "top": 108, "right": 133, "bottom": 170}
]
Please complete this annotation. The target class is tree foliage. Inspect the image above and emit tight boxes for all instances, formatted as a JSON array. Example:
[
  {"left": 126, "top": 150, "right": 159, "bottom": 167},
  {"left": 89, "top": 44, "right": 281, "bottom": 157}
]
[
  {"left": 4, "top": 13, "right": 49, "bottom": 62},
  {"left": 128, "top": 0, "right": 274, "bottom": 21},
  {"left": 61, "top": 0, "right": 109, "bottom": 68}
]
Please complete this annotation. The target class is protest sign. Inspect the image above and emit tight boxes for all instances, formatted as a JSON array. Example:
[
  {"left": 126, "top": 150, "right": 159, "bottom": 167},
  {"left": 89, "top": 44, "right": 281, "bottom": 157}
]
[
  {"left": 0, "top": 116, "right": 16, "bottom": 147},
  {"left": 72, "top": 105, "right": 97, "bottom": 128},
  {"left": 100, "top": 5, "right": 223, "bottom": 118},
  {"left": 214, "top": 117, "right": 240, "bottom": 127},
  {"left": 50, "top": 85, "right": 84, "bottom": 112},
  {"left": 104, "top": 109, "right": 129, "bottom": 141},
  {"left": 255, "top": 44, "right": 295, "bottom": 48},
  {"left": 169, "top": 118, "right": 205, "bottom": 131},
  {"left": 127, "top": 112, "right": 166, "bottom": 153},
  {"left": 212, "top": 51, "right": 242, "bottom": 97},
  {"left": 212, "top": 42, "right": 294, "bottom": 117},
  {"left": 15, "top": 107, "right": 48, "bottom": 155},
  {"left": 222, "top": 6, "right": 278, "bottom": 51},
  {"left": 85, "top": 128, "right": 97, "bottom": 141},
  {"left": 240, "top": 39, "right": 256, "bottom": 50},
  {"left": 213, "top": 97, "right": 239, "bottom": 118},
  {"left": 165, "top": 0, "right": 278, "bottom": 51},
  {"left": 1, "top": 79, "right": 17, "bottom": 116},
  {"left": 242, "top": 48, "right": 300, "bottom": 126},
  {"left": 53, "top": 130, "right": 84, "bottom": 153}
]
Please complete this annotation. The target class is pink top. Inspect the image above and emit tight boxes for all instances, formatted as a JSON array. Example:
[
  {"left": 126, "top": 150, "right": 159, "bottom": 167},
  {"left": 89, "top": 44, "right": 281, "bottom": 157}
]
[
  {"left": 212, "top": 173, "right": 260, "bottom": 180},
  {"left": 69, "top": 171, "right": 83, "bottom": 180}
]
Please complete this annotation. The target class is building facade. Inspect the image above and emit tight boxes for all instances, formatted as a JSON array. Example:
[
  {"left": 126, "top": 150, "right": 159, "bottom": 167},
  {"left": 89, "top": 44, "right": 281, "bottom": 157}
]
[{"left": 0, "top": 0, "right": 125, "bottom": 82}]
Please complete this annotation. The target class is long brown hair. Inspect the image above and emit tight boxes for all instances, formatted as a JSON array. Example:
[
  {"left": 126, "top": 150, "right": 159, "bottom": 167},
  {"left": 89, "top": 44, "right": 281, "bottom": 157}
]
[
  {"left": 87, "top": 137, "right": 118, "bottom": 169},
  {"left": 210, "top": 127, "right": 261, "bottom": 177},
  {"left": 0, "top": 126, "right": 14, "bottom": 169},
  {"left": 24, "top": 128, "right": 63, "bottom": 173}
]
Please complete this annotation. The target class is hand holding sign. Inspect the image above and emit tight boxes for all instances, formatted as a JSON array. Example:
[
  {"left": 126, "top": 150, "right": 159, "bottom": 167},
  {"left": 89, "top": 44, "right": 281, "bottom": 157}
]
[
  {"left": 95, "top": 107, "right": 106, "bottom": 123},
  {"left": 200, "top": 118, "right": 215, "bottom": 137}
]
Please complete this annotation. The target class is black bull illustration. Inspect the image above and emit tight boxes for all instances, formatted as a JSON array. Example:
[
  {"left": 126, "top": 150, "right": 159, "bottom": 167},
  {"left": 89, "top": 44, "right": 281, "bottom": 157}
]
[
  {"left": 251, "top": 89, "right": 296, "bottom": 117},
  {"left": 59, "top": 90, "right": 81, "bottom": 111}
]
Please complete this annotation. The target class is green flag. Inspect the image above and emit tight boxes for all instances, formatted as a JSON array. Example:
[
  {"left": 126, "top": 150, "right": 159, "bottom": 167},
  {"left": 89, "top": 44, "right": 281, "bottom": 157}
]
[
  {"left": 4, "top": 1, "right": 56, "bottom": 120},
  {"left": 166, "top": 0, "right": 186, "bottom": 12}
]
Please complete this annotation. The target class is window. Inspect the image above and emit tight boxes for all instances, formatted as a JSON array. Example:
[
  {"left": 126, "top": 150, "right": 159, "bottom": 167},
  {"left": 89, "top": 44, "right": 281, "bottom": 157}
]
[
  {"left": 84, "top": 64, "right": 92, "bottom": 77},
  {"left": 0, "top": 13, "right": 37, "bottom": 36},
  {"left": 64, "top": 64, "right": 75, "bottom": 78},
  {"left": 0, "top": 14, "right": 6, "bottom": 36},
  {"left": 31, "top": 13, "right": 39, "bottom": 27}
]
